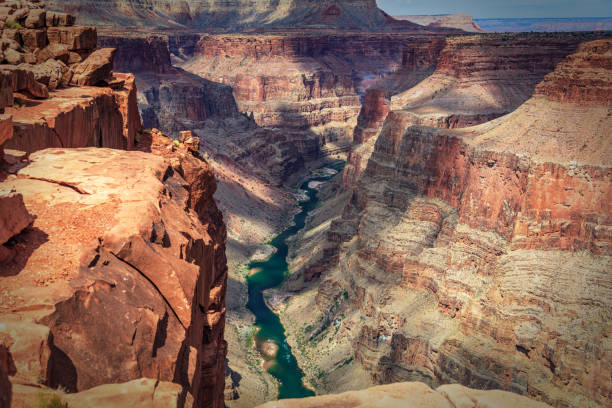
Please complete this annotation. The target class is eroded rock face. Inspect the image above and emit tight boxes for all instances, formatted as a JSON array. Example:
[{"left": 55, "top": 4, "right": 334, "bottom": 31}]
[
  {"left": 279, "top": 40, "right": 612, "bottom": 408},
  {"left": 342, "top": 32, "right": 608, "bottom": 188},
  {"left": 47, "top": 0, "right": 447, "bottom": 32},
  {"left": 0, "top": 145, "right": 227, "bottom": 408},
  {"left": 4, "top": 75, "right": 141, "bottom": 152},
  {"left": 257, "top": 382, "right": 552, "bottom": 408}
]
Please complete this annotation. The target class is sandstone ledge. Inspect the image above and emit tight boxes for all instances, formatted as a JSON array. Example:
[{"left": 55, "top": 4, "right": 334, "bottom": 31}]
[
  {"left": 257, "top": 382, "right": 551, "bottom": 408},
  {"left": 1, "top": 145, "right": 227, "bottom": 408}
]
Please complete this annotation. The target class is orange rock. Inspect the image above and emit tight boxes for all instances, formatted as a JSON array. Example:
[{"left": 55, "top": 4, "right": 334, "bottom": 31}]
[
  {"left": 257, "top": 382, "right": 551, "bottom": 408},
  {"left": 70, "top": 47, "right": 115, "bottom": 86},
  {"left": 0, "top": 146, "right": 227, "bottom": 407}
]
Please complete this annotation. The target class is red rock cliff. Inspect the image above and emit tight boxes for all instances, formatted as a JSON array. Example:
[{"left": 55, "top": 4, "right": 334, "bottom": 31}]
[
  {"left": 1, "top": 142, "right": 227, "bottom": 408},
  {"left": 342, "top": 32, "right": 606, "bottom": 189},
  {"left": 285, "top": 39, "right": 611, "bottom": 408},
  {"left": 0, "top": 5, "right": 227, "bottom": 408}
]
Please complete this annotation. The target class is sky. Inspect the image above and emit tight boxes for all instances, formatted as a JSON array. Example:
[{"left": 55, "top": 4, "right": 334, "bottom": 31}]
[{"left": 376, "top": 0, "right": 612, "bottom": 18}]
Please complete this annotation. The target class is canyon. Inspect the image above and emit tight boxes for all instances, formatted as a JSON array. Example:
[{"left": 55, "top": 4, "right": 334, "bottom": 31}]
[
  {"left": 274, "top": 37, "right": 612, "bottom": 408},
  {"left": 0, "top": 1, "right": 609, "bottom": 408}
]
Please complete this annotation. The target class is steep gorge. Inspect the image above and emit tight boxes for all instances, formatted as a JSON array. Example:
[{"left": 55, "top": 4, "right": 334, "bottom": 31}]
[{"left": 275, "top": 39, "right": 612, "bottom": 408}]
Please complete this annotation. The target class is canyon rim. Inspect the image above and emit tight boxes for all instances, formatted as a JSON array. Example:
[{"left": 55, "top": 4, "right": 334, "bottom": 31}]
[{"left": 0, "top": 1, "right": 610, "bottom": 408}]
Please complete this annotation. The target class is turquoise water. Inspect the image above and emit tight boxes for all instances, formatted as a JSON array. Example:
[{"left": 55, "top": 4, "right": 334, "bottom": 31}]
[{"left": 246, "top": 161, "right": 344, "bottom": 399}]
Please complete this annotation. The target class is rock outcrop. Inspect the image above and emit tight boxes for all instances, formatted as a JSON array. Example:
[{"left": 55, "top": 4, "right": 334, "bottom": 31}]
[
  {"left": 257, "top": 382, "right": 552, "bottom": 408},
  {"left": 1, "top": 141, "right": 227, "bottom": 408},
  {"left": 0, "top": 0, "right": 142, "bottom": 154},
  {"left": 277, "top": 40, "right": 612, "bottom": 408}
]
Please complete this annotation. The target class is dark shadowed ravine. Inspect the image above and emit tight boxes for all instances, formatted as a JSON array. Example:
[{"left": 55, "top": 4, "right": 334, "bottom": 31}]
[{"left": 246, "top": 161, "right": 344, "bottom": 399}]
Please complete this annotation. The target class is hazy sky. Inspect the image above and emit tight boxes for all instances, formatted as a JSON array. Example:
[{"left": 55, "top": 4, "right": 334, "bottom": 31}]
[{"left": 377, "top": 0, "right": 612, "bottom": 18}]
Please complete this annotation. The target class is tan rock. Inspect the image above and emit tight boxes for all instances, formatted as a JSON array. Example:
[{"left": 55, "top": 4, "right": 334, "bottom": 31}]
[
  {"left": 45, "top": 11, "right": 75, "bottom": 27},
  {"left": 19, "top": 28, "right": 46, "bottom": 50},
  {"left": 12, "top": 379, "right": 193, "bottom": 408},
  {"left": 2, "top": 29, "right": 20, "bottom": 42},
  {"left": 26, "top": 58, "right": 69, "bottom": 90},
  {"left": 256, "top": 382, "right": 552, "bottom": 408},
  {"left": 0, "top": 64, "right": 49, "bottom": 98},
  {"left": 0, "top": 192, "right": 32, "bottom": 245},
  {"left": 63, "top": 379, "right": 193, "bottom": 408},
  {"left": 47, "top": 26, "right": 96, "bottom": 51},
  {"left": 0, "top": 146, "right": 227, "bottom": 408},
  {"left": 4, "top": 48, "right": 23, "bottom": 64},
  {"left": 67, "top": 50, "right": 80, "bottom": 64},
  {"left": 70, "top": 47, "right": 115, "bottom": 86},
  {"left": 21, "top": 51, "right": 35, "bottom": 63},
  {"left": 35, "top": 43, "right": 69, "bottom": 64},
  {"left": 23, "top": 8, "right": 44, "bottom": 28}
]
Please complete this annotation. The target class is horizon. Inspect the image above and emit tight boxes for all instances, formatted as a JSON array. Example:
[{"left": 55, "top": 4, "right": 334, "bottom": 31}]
[{"left": 377, "top": 0, "right": 612, "bottom": 19}]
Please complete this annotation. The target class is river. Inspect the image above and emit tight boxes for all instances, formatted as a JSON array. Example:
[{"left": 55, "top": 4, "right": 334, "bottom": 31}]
[{"left": 246, "top": 161, "right": 344, "bottom": 399}]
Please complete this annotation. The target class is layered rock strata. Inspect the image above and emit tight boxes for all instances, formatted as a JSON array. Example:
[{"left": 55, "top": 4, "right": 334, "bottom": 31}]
[
  {"left": 47, "top": 0, "right": 444, "bottom": 32},
  {"left": 278, "top": 40, "right": 612, "bottom": 408},
  {"left": 343, "top": 32, "right": 608, "bottom": 188},
  {"left": 0, "top": 140, "right": 227, "bottom": 408},
  {"left": 182, "top": 33, "right": 453, "bottom": 164}
]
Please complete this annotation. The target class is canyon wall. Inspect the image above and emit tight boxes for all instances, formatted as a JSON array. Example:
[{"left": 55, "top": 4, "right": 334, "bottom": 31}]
[
  {"left": 181, "top": 33, "right": 455, "bottom": 165},
  {"left": 2, "top": 143, "right": 228, "bottom": 408},
  {"left": 278, "top": 40, "right": 611, "bottom": 408},
  {"left": 343, "top": 32, "right": 608, "bottom": 188},
  {"left": 100, "top": 32, "right": 295, "bottom": 407}
]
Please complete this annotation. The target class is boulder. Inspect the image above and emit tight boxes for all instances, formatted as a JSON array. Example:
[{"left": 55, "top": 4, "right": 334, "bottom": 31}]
[
  {"left": 35, "top": 43, "right": 69, "bottom": 64},
  {"left": 23, "top": 8, "right": 44, "bottom": 28},
  {"left": 178, "top": 130, "right": 192, "bottom": 143},
  {"left": 46, "top": 11, "right": 76, "bottom": 27},
  {"left": 1, "top": 38, "right": 21, "bottom": 51},
  {"left": 0, "top": 8, "right": 12, "bottom": 22},
  {"left": 19, "top": 28, "right": 46, "bottom": 49},
  {"left": 0, "top": 192, "right": 32, "bottom": 246},
  {"left": 70, "top": 47, "right": 115, "bottom": 86},
  {"left": 0, "top": 64, "right": 48, "bottom": 98},
  {"left": 2, "top": 29, "right": 20, "bottom": 42},
  {"left": 26, "top": 58, "right": 70, "bottom": 90},
  {"left": 4, "top": 48, "right": 23, "bottom": 64},
  {"left": 21, "top": 51, "right": 35, "bottom": 63},
  {"left": 67, "top": 51, "right": 81, "bottom": 64},
  {"left": 6, "top": 7, "right": 28, "bottom": 24},
  {"left": 47, "top": 26, "right": 97, "bottom": 51}
]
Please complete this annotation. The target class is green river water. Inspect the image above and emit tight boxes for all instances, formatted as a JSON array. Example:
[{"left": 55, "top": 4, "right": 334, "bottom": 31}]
[{"left": 246, "top": 161, "right": 344, "bottom": 399}]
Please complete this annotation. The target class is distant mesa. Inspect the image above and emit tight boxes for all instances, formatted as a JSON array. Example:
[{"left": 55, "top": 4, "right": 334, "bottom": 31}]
[
  {"left": 45, "top": 0, "right": 463, "bottom": 33},
  {"left": 395, "top": 13, "right": 485, "bottom": 32}
]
